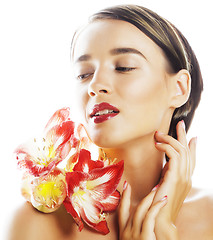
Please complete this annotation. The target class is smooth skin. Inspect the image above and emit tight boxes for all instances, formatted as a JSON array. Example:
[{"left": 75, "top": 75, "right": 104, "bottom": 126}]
[
  {"left": 118, "top": 121, "right": 195, "bottom": 240},
  {"left": 8, "top": 19, "right": 213, "bottom": 240}
]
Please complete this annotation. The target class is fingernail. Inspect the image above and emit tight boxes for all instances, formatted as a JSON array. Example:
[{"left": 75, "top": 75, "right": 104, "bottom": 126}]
[
  {"left": 194, "top": 136, "right": 197, "bottom": 145},
  {"left": 181, "top": 120, "right": 185, "bottom": 130},
  {"left": 123, "top": 181, "right": 128, "bottom": 191},
  {"left": 152, "top": 184, "right": 159, "bottom": 191},
  {"left": 161, "top": 195, "right": 168, "bottom": 201}
]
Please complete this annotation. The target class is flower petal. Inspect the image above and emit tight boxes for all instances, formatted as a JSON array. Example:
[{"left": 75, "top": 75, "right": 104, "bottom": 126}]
[
  {"left": 66, "top": 151, "right": 80, "bottom": 172},
  {"left": 86, "top": 160, "right": 124, "bottom": 200},
  {"left": 63, "top": 197, "right": 84, "bottom": 231},
  {"left": 21, "top": 173, "right": 34, "bottom": 202},
  {"left": 45, "top": 107, "right": 70, "bottom": 132},
  {"left": 16, "top": 147, "right": 58, "bottom": 177},
  {"left": 66, "top": 171, "right": 89, "bottom": 196},
  {"left": 73, "top": 149, "right": 104, "bottom": 173},
  {"left": 59, "top": 140, "right": 72, "bottom": 160},
  {"left": 15, "top": 121, "right": 75, "bottom": 177},
  {"left": 92, "top": 221, "right": 109, "bottom": 235},
  {"left": 70, "top": 188, "right": 109, "bottom": 234},
  {"left": 65, "top": 171, "right": 109, "bottom": 233},
  {"left": 80, "top": 206, "right": 109, "bottom": 235},
  {"left": 98, "top": 190, "right": 120, "bottom": 212},
  {"left": 46, "top": 121, "right": 75, "bottom": 151},
  {"left": 76, "top": 124, "right": 92, "bottom": 150}
]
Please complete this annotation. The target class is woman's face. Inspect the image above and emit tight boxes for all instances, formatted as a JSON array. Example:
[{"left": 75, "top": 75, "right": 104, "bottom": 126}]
[{"left": 72, "top": 19, "right": 174, "bottom": 148}]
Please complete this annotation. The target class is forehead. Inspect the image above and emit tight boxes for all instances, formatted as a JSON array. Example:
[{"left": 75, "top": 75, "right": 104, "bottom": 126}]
[{"left": 73, "top": 19, "right": 164, "bottom": 63}]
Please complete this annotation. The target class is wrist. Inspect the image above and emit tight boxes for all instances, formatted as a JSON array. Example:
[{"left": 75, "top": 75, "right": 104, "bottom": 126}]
[
  {"left": 155, "top": 218, "right": 179, "bottom": 240},
  {"left": 164, "top": 224, "right": 179, "bottom": 240}
]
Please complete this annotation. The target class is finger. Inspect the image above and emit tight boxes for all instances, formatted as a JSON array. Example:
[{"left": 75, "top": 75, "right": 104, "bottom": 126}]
[
  {"left": 155, "top": 131, "right": 187, "bottom": 159},
  {"left": 176, "top": 121, "right": 191, "bottom": 181},
  {"left": 174, "top": 121, "right": 189, "bottom": 174},
  {"left": 155, "top": 142, "right": 179, "bottom": 173},
  {"left": 118, "top": 182, "right": 131, "bottom": 234},
  {"left": 155, "top": 130, "right": 188, "bottom": 176},
  {"left": 132, "top": 188, "right": 157, "bottom": 235},
  {"left": 188, "top": 137, "right": 197, "bottom": 175},
  {"left": 176, "top": 120, "right": 188, "bottom": 147},
  {"left": 142, "top": 196, "right": 168, "bottom": 238}
]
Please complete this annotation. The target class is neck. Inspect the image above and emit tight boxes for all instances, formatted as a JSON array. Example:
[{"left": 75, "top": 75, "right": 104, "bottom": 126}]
[{"left": 100, "top": 133, "right": 164, "bottom": 206}]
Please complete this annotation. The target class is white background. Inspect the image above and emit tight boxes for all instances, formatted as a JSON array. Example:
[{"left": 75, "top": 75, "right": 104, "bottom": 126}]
[{"left": 0, "top": 0, "right": 212, "bottom": 238}]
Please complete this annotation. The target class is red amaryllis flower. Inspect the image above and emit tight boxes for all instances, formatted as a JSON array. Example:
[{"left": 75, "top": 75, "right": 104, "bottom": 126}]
[
  {"left": 21, "top": 168, "right": 67, "bottom": 213},
  {"left": 15, "top": 108, "right": 75, "bottom": 177},
  {"left": 44, "top": 107, "right": 71, "bottom": 132},
  {"left": 75, "top": 124, "right": 92, "bottom": 150},
  {"left": 64, "top": 149, "right": 124, "bottom": 234},
  {"left": 65, "top": 125, "right": 94, "bottom": 172}
]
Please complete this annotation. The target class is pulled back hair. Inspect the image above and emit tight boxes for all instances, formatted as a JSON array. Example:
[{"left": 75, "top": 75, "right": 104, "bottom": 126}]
[{"left": 89, "top": 5, "right": 203, "bottom": 139}]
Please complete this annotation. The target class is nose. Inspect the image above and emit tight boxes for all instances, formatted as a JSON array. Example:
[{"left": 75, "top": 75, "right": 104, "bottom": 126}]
[{"left": 88, "top": 68, "right": 112, "bottom": 97}]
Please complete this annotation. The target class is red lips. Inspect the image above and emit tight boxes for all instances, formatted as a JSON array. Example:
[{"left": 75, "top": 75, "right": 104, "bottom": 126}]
[{"left": 89, "top": 102, "right": 120, "bottom": 124}]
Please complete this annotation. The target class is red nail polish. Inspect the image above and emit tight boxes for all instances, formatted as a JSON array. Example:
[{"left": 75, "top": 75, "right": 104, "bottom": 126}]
[
  {"left": 161, "top": 195, "right": 168, "bottom": 201},
  {"left": 123, "top": 181, "right": 128, "bottom": 191},
  {"left": 152, "top": 184, "right": 159, "bottom": 191}
]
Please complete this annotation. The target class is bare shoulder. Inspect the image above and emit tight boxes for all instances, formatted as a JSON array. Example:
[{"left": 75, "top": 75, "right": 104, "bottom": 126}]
[
  {"left": 176, "top": 187, "right": 213, "bottom": 239},
  {"left": 7, "top": 202, "right": 34, "bottom": 240},
  {"left": 7, "top": 202, "right": 76, "bottom": 240},
  {"left": 186, "top": 187, "right": 213, "bottom": 215}
]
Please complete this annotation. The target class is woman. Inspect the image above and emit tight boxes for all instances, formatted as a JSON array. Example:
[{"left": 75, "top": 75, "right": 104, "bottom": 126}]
[{"left": 9, "top": 4, "right": 213, "bottom": 240}]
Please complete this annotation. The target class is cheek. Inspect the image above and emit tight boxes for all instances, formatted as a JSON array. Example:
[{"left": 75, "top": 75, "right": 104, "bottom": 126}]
[
  {"left": 119, "top": 73, "right": 168, "bottom": 130},
  {"left": 120, "top": 74, "right": 167, "bottom": 108}
]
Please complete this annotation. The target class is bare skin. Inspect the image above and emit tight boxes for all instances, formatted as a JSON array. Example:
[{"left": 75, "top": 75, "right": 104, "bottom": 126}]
[
  {"left": 8, "top": 188, "right": 213, "bottom": 240},
  {"left": 8, "top": 19, "right": 213, "bottom": 239}
]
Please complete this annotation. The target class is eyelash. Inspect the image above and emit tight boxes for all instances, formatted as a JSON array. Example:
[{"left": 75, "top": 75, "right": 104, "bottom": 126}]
[
  {"left": 77, "top": 67, "right": 136, "bottom": 80},
  {"left": 77, "top": 73, "right": 93, "bottom": 81},
  {"left": 115, "top": 67, "right": 136, "bottom": 72}
]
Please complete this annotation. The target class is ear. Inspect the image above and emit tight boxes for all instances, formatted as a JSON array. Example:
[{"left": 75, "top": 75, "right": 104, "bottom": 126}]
[{"left": 170, "top": 69, "right": 191, "bottom": 108}]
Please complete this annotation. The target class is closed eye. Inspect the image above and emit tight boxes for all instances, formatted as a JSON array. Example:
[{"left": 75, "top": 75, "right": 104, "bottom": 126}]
[
  {"left": 115, "top": 67, "right": 136, "bottom": 72},
  {"left": 77, "top": 73, "right": 93, "bottom": 80},
  {"left": 77, "top": 67, "right": 135, "bottom": 80}
]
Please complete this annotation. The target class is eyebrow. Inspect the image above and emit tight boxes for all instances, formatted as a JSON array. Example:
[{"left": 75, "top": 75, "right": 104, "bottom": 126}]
[
  {"left": 110, "top": 48, "right": 147, "bottom": 60},
  {"left": 75, "top": 54, "right": 91, "bottom": 63},
  {"left": 74, "top": 47, "right": 147, "bottom": 63}
]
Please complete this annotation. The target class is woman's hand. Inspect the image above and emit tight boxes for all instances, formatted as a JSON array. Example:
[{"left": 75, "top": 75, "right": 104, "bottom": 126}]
[
  {"left": 118, "top": 120, "right": 197, "bottom": 240},
  {"left": 118, "top": 183, "right": 168, "bottom": 240},
  {"left": 153, "top": 120, "right": 197, "bottom": 237}
]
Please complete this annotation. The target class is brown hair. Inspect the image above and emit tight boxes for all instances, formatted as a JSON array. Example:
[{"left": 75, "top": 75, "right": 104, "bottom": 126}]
[{"left": 89, "top": 5, "right": 203, "bottom": 139}]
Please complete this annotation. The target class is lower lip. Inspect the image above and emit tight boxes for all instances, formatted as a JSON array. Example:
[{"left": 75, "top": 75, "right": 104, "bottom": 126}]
[{"left": 92, "top": 113, "right": 119, "bottom": 124}]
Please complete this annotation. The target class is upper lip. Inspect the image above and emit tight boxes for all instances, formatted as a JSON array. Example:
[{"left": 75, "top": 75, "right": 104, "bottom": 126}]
[{"left": 89, "top": 102, "right": 120, "bottom": 117}]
